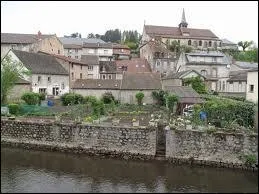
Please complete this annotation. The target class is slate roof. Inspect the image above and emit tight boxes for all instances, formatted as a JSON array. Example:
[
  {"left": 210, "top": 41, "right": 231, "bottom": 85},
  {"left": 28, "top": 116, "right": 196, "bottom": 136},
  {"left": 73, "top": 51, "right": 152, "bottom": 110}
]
[
  {"left": 99, "top": 61, "right": 117, "bottom": 73},
  {"left": 59, "top": 37, "right": 105, "bottom": 45},
  {"left": 15, "top": 77, "right": 31, "bottom": 84},
  {"left": 112, "top": 43, "right": 130, "bottom": 49},
  {"left": 234, "top": 61, "right": 258, "bottom": 69},
  {"left": 72, "top": 79, "right": 121, "bottom": 89},
  {"left": 227, "top": 71, "right": 247, "bottom": 82},
  {"left": 115, "top": 58, "right": 152, "bottom": 73},
  {"left": 121, "top": 72, "right": 161, "bottom": 90},
  {"left": 221, "top": 38, "right": 237, "bottom": 45},
  {"left": 163, "top": 70, "right": 206, "bottom": 80},
  {"left": 82, "top": 42, "right": 113, "bottom": 48},
  {"left": 63, "top": 44, "right": 83, "bottom": 49},
  {"left": 80, "top": 55, "right": 99, "bottom": 65},
  {"left": 144, "top": 25, "right": 218, "bottom": 39},
  {"left": 1, "top": 33, "right": 54, "bottom": 44},
  {"left": 12, "top": 50, "right": 68, "bottom": 75},
  {"left": 164, "top": 86, "right": 204, "bottom": 104}
]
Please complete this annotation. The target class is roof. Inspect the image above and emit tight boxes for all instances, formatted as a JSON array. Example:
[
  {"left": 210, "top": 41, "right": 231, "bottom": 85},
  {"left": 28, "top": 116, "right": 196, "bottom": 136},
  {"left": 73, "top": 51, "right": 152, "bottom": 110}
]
[
  {"left": 59, "top": 37, "right": 105, "bottom": 45},
  {"left": 82, "top": 42, "right": 113, "bottom": 49},
  {"left": 63, "top": 44, "right": 83, "bottom": 49},
  {"left": 186, "top": 51, "right": 225, "bottom": 57},
  {"left": 121, "top": 72, "right": 161, "bottom": 90},
  {"left": 247, "top": 67, "right": 258, "bottom": 72},
  {"left": 12, "top": 50, "right": 68, "bottom": 75},
  {"left": 112, "top": 43, "right": 130, "bottom": 49},
  {"left": 234, "top": 61, "right": 258, "bottom": 69},
  {"left": 221, "top": 39, "right": 237, "bottom": 45},
  {"left": 15, "top": 77, "right": 30, "bottom": 84},
  {"left": 163, "top": 86, "right": 204, "bottom": 104},
  {"left": 163, "top": 69, "right": 206, "bottom": 80},
  {"left": 99, "top": 61, "right": 117, "bottom": 73},
  {"left": 72, "top": 79, "right": 121, "bottom": 89},
  {"left": 144, "top": 25, "right": 218, "bottom": 39},
  {"left": 115, "top": 58, "right": 152, "bottom": 73},
  {"left": 80, "top": 55, "right": 99, "bottom": 65},
  {"left": 228, "top": 71, "right": 247, "bottom": 82},
  {"left": 1, "top": 33, "right": 54, "bottom": 44}
]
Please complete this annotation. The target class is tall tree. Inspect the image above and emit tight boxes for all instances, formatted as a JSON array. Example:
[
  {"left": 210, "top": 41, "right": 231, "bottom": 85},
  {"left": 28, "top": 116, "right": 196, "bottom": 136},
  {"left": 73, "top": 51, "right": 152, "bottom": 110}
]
[
  {"left": 87, "top": 33, "right": 95, "bottom": 38},
  {"left": 238, "top": 41, "right": 253, "bottom": 51},
  {"left": 1, "top": 55, "right": 31, "bottom": 104}
]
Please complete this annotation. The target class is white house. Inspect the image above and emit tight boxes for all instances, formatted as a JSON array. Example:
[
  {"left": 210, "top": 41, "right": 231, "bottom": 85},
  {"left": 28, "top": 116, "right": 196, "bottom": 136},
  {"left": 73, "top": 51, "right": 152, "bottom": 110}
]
[
  {"left": 246, "top": 68, "right": 258, "bottom": 103},
  {"left": 9, "top": 50, "right": 69, "bottom": 97},
  {"left": 82, "top": 42, "right": 113, "bottom": 61}
]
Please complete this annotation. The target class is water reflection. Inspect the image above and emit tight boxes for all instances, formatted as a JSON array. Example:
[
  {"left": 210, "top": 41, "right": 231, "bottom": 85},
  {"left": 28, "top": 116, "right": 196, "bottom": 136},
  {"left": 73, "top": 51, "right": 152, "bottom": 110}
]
[{"left": 1, "top": 147, "right": 258, "bottom": 193}]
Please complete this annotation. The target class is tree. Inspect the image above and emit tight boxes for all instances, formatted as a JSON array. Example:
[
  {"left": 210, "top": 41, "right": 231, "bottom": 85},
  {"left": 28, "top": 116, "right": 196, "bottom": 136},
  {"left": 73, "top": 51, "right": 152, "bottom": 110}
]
[
  {"left": 238, "top": 41, "right": 253, "bottom": 51},
  {"left": 152, "top": 90, "right": 169, "bottom": 106},
  {"left": 166, "top": 94, "right": 179, "bottom": 117},
  {"left": 135, "top": 92, "right": 144, "bottom": 105},
  {"left": 1, "top": 55, "right": 31, "bottom": 104},
  {"left": 87, "top": 33, "right": 95, "bottom": 39},
  {"left": 183, "top": 76, "right": 207, "bottom": 94}
]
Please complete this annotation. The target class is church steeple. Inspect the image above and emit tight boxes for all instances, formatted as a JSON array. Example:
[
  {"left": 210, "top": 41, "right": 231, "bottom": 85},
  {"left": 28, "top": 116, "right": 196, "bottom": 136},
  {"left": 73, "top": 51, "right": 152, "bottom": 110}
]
[{"left": 178, "top": 8, "right": 188, "bottom": 28}]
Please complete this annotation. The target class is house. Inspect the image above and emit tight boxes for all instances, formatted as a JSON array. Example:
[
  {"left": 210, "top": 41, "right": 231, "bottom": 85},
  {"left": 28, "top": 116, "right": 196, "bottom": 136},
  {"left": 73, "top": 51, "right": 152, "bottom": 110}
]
[
  {"left": 246, "top": 68, "right": 258, "bottom": 103},
  {"left": 71, "top": 72, "right": 162, "bottom": 104},
  {"left": 81, "top": 55, "right": 100, "bottom": 79},
  {"left": 8, "top": 78, "right": 31, "bottom": 101},
  {"left": 71, "top": 79, "right": 121, "bottom": 99},
  {"left": 82, "top": 42, "right": 113, "bottom": 61},
  {"left": 112, "top": 43, "right": 131, "bottom": 60},
  {"left": 99, "top": 61, "right": 123, "bottom": 80},
  {"left": 59, "top": 37, "right": 105, "bottom": 60},
  {"left": 162, "top": 69, "right": 206, "bottom": 88},
  {"left": 221, "top": 39, "right": 238, "bottom": 50},
  {"left": 1, "top": 31, "right": 64, "bottom": 58},
  {"left": 163, "top": 85, "right": 204, "bottom": 115},
  {"left": 120, "top": 72, "right": 162, "bottom": 104},
  {"left": 140, "top": 9, "right": 222, "bottom": 64},
  {"left": 176, "top": 51, "right": 232, "bottom": 91},
  {"left": 9, "top": 50, "right": 69, "bottom": 97},
  {"left": 115, "top": 58, "right": 152, "bottom": 73}
]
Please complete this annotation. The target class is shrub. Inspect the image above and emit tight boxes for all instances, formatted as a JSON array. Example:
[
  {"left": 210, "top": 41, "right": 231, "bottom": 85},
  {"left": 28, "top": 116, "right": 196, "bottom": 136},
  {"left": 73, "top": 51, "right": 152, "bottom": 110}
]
[
  {"left": 102, "top": 92, "right": 115, "bottom": 104},
  {"left": 166, "top": 94, "right": 179, "bottom": 114},
  {"left": 61, "top": 93, "right": 84, "bottom": 106},
  {"left": 135, "top": 92, "right": 144, "bottom": 105},
  {"left": 21, "top": 92, "right": 39, "bottom": 105},
  {"left": 93, "top": 100, "right": 105, "bottom": 116},
  {"left": 38, "top": 93, "right": 46, "bottom": 101},
  {"left": 152, "top": 90, "right": 168, "bottom": 106},
  {"left": 84, "top": 96, "right": 98, "bottom": 105},
  {"left": 7, "top": 103, "right": 20, "bottom": 115},
  {"left": 244, "top": 154, "right": 257, "bottom": 166}
]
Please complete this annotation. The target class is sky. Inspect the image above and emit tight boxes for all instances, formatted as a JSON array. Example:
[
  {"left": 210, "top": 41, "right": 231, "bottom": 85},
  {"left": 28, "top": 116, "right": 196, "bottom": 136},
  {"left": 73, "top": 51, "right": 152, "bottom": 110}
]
[{"left": 1, "top": 1, "right": 258, "bottom": 45}]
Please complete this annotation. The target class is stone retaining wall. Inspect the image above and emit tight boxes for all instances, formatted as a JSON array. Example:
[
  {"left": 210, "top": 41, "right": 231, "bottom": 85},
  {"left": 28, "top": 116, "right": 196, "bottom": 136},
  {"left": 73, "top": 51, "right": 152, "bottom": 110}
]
[{"left": 1, "top": 120, "right": 156, "bottom": 160}]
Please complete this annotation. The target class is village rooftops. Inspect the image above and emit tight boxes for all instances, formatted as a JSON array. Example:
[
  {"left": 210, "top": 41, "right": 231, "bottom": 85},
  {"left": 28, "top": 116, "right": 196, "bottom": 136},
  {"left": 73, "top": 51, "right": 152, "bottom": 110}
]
[
  {"left": 59, "top": 37, "right": 105, "bottom": 45},
  {"left": 80, "top": 55, "right": 99, "bottom": 65},
  {"left": 144, "top": 25, "right": 219, "bottom": 40},
  {"left": 12, "top": 50, "right": 68, "bottom": 75},
  {"left": 227, "top": 71, "right": 247, "bottom": 82},
  {"left": 1, "top": 33, "right": 54, "bottom": 44},
  {"left": 116, "top": 58, "right": 152, "bottom": 73},
  {"left": 99, "top": 61, "right": 117, "bottom": 73},
  {"left": 163, "top": 69, "right": 206, "bottom": 80},
  {"left": 82, "top": 42, "right": 113, "bottom": 49}
]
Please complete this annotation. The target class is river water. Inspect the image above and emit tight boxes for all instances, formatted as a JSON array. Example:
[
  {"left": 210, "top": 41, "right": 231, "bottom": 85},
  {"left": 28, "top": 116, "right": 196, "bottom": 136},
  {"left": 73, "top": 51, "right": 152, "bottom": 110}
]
[{"left": 1, "top": 147, "right": 258, "bottom": 193}]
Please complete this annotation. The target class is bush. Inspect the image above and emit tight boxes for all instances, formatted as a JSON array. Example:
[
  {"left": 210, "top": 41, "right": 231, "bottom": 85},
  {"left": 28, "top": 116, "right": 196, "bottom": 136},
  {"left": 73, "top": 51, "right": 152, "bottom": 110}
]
[
  {"left": 135, "top": 92, "right": 144, "bottom": 105},
  {"left": 61, "top": 93, "right": 84, "bottom": 106},
  {"left": 92, "top": 100, "right": 105, "bottom": 116},
  {"left": 102, "top": 92, "right": 115, "bottom": 104},
  {"left": 7, "top": 103, "right": 20, "bottom": 115},
  {"left": 84, "top": 96, "right": 98, "bottom": 105},
  {"left": 166, "top": 94, "right": 179, "bottom": 113},
  {"left": 38, "top": 93, "right": 46, "bottom": 101},
  {"left": 152, "top": 90, "right": 168, "bottom": 106},
  {"left": 21, "top": 92, "right": 39, "bottom": 105},
  {"left": 244, "top": 154, "right": 257, "bottom": 166}
]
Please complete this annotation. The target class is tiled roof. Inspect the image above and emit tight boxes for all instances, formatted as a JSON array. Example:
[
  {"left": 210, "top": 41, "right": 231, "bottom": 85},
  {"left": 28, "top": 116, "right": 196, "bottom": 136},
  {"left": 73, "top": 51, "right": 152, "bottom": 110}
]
[
  {"left": 82, "top": 42, "right": 113, "bottom": 48},
  {"left": 15, "top": 77, "right": 30, "bottom": 84},
  {"left": 12, "top": 50, "right": 68, "bottom": 75},
  {"left": 115, "top": 58, "right": 152, "bottom": 73},
  {"left": 144, "top": 25, "right": 218, "bottom": 39},
  {"left": 99, "top": 61, "right": 117, "bottom": 73},
  {"left": 164, "top": 86, "right": 204, "bottom": 104},
  {"left": 72, "top": 79, "right": 121, "bottom": 89},
  {"left": 1, "top": 33, "right": 54, "bottom": 44},
  {"left": 121, "top": 72, "right": 161, "bottom": 90},
  {"left": 227, "top": 71, "right": 247, "bottom": 82},
  {"left": 80, "top": 55, "right": 99, "bottom": 65},
  {"left": 63, "top": 44, "right": 83, "bottom": 49},
  {"left": 234, "top": 61, "right": 258, "bottom": 69},
  {"left": 112, "top": 43, "right": 130, "bottom": 49},
  {"left": 59, "top": 37, "right": 105, "bottom": 45}
]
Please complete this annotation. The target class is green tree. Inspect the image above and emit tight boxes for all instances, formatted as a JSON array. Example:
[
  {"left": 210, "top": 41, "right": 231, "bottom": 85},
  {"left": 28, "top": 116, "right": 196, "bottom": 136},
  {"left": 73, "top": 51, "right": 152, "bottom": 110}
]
[
  {"left": 238, "top": 41, "right": 253, "bottom": 51},
  {"left": 183, "top": 76, "right": 207, "bottom": 94},
  {"left": 1, "top": 55, "right": 30, "bottom": 104},
  {"left": 135, "top": 92, "right": 144, "bottom": 105},
  {"left": 166, "top": 94, "right": 179, "bottom": 117},
  {"left": 152, "top": 90, "right": 169, "bottom": 106},
  {"left": 87, "top": 33, "right": 95, "bottom": 38}
]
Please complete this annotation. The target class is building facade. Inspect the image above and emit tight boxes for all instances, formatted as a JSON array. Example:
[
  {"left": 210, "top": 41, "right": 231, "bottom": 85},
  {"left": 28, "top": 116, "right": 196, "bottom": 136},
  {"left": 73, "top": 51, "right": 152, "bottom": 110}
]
[{"left": 246, "top": 68, "right": 258, "bottom": 103}]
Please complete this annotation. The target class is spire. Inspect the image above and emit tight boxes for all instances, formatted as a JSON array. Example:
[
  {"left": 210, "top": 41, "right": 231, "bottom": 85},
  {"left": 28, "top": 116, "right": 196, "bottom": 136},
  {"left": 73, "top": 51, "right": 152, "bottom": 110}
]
[{"left": 179, "top": 8, "right": 188, "bottom": 28}]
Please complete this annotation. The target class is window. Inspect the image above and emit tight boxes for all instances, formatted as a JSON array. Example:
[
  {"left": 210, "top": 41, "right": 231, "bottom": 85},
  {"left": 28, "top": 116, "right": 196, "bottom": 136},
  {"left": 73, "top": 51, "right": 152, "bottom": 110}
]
[
  {"left": 212, "top": 57, "right": 217, "bottom": 62},
  {"left": 58, "top": 50, "right": 60, "bottom": 54},
  {"left": 104, "top": 50, "right": 108, "bottom": 54},
  {"left": 81, "top": 65, "right": 83, "bottom": 70},
  {"left": 38, "top": 76, "right": 41, "bottom": 83},
  {"left": 108, "top": 75, "right": 112, "bottom": 79},
  {"left": 229, "top": 81, "right": 233, "bottom": 84},
  {"left": 239, "top": 81, "right": 242, "bottom": 84},
  {"left": 219, "top": 42, "right": 222, "bottom": 47},
  {"left": 75, "top": 56, "right": 78, "bottom": 59},
  {"left": 75, "top": 49, "right": 78, "bottom": 53},
  {"left": 201, "top": 70, "right": 207, "bottom": 76},
  {"left": 80, "top": 73, "right": 82, "bottom": 79},
  {"left": 102, "top": 75, "right": 106, "bottom": 79},
  {"left": 209, "top": 41, "right": 212, "bottom": 47},
  {"left": 88, "top": 65, "right": 93, "bottom": 71},
  {"left": 71, "top": 72, "right": 74, "bottom": 80},
  {"left": 188, "top": 40, "right": 191, "bottom": 45},
  {"left": 199, "top": 40, "right": 202, "bottom": 46},
  {"left": 71, "top": 64, "right": 74, "bottom": 69},
  {"left": 47, "top": 76, "right": 51, "bottom": 83},
  {"left": 219, "top": 81, "right": 221, "bottom": 90},
  {"left": 39, "top": 88, "right": 46, "bottom": 93},
  {"left": 249, "top": 85, "right": 254, "bottom": 93},
  {"left": 68, "top": 55, "right": 71, "bottom": 58},
  {"left": 61, "top": 82, "right": 65, "bottom": 90}
]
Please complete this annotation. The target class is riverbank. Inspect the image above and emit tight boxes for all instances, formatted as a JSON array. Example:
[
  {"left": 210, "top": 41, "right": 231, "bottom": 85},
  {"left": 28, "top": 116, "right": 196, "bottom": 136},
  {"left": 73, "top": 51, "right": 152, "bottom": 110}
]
[{"left": 1, "top": 119, "right": 258, "bottom": 171}]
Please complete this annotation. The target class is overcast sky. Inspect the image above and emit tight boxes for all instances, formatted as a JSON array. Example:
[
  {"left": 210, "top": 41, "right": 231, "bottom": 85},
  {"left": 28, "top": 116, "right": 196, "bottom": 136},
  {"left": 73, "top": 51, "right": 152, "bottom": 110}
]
[{"left": 1, "top": 1, "right": 258, "bottom": 45}]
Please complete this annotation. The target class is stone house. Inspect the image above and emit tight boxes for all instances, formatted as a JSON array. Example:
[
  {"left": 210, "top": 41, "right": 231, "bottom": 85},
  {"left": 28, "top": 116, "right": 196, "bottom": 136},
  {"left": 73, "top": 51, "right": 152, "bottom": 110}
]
[
  {"left": 8, "top": 78, "right": 31, "bottom": 101},
  {"left": 246, "top": 68, "right": 258, "bottom": 103},
  {"left": 9, "top": 50, "right": 69, "bottom": 97},
  {"left": 1, "top": 31, "right": 64, "bottom": 58},
  {"left": 81, "top": 55, "right": 100, "bottom": 79},
  {"left": 112, "top": 43, "right": 131, "bottom": 60},
  {"left": 99, "top": 61, "right": 123, "bottom": 80}
]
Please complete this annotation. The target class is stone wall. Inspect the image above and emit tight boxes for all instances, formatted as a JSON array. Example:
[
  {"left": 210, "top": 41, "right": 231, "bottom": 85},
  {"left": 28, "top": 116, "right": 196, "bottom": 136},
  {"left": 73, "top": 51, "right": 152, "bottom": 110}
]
[
  {"left": 166, "top": 128, "right": 258, "bottom": 167},
  {"left": 1, "top": 120, "right": 156, "bottom": 160}
]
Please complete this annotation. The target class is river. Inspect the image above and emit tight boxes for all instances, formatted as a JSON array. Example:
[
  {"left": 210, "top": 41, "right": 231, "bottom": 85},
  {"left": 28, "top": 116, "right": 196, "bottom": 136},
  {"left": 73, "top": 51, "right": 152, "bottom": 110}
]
[{"left": 1, "top": 147, "right": 258, "bottom": 193}]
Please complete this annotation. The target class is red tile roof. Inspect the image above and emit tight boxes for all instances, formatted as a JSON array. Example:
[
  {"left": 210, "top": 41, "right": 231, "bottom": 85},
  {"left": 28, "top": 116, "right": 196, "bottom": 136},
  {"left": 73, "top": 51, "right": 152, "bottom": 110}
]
[{"left": 115, "top": 58, "right": 152, "bottom": 73}]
